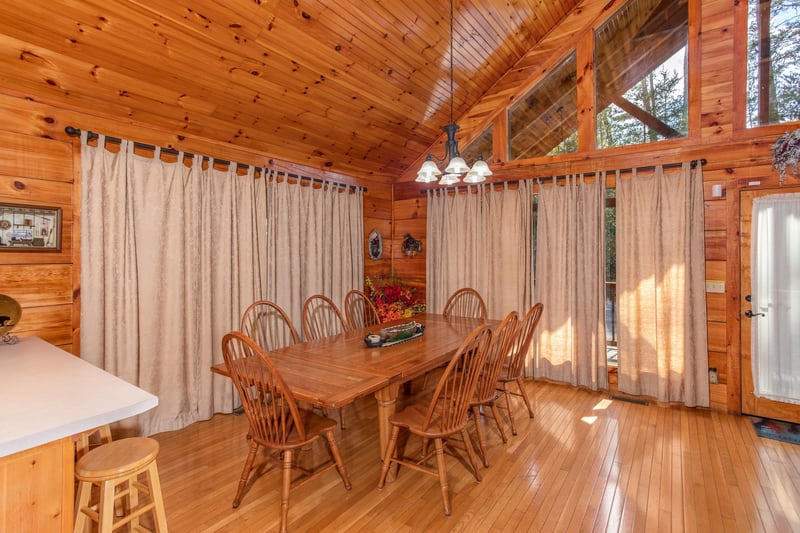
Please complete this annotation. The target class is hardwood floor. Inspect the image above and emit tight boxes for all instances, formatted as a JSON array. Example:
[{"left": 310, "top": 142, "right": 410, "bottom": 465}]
[{"left": 151, "top": 380, "right": 800, "bottom": 532}]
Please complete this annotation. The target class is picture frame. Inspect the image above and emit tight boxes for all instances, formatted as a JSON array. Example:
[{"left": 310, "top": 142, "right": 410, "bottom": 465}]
[{"left": 0, "top": 203, "right": 62, "bottom": 252}]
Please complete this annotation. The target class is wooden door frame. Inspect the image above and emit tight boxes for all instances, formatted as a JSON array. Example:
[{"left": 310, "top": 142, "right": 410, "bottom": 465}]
[{"left": 740, "top": 186, "right": 800, "bottom": 421}]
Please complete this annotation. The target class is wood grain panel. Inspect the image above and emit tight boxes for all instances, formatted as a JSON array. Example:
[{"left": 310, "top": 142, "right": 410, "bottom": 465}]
[
  {"left": 704, "top": 201, "right": 727, "bottom": 231},
  {"left": 708, "top": 383, "right": 727, "bottom": 409},
  {"left": 706, "top": 292, "right": 726, "bottom": 323},
  {"left": 0, "top": 131, "right": 72, "bottom": 182},
  {"left": 364, "top": 196, "right": 392, "bottom": 220},
  {"left": 0, "top": 264, "right": 71, "bottom": 306},
  {"left": 704, "top": 230, "right": 726, "bottom": 261},
  {"left": 707, "top": 321, "right": 727, "bottom": 354},
  {"left": 705, "top": 260, "right": 725, "bottom": 282},
  {"left": 0, "top": 175, "right": 72, "bottom": 205},
  {"left": 0, "top": 437, "right": 73, "bottom": 533},
  {"left": 11, "top": 304, "right": 72, "bottom": 347},
  {"left": 364, "top": 218, "right": 392, "bottom": 238},
  {"left": 393, "top": 197, "right": 427, "bottom": 222}
]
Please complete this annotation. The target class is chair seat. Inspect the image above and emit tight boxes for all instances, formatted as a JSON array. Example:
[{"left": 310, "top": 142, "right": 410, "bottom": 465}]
[
  {"left": 389, "top": 398, "right": 469, "bottom": 439},
  {"left": 272, "top": 409, "right": 339, "bottom": 448}
]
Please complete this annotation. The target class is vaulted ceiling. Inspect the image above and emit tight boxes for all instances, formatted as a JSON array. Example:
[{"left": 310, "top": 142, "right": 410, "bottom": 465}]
[{"left": 0, "top": 0, "right": 583, "bottom": 182}]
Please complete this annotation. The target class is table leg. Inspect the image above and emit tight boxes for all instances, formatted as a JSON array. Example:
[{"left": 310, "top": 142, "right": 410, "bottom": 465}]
[
  {"left": 374, "top": 382, "right": 401, "bottom": 457},
  {"left": 374, "top": 382, "right": 401, "bottom": 480}
]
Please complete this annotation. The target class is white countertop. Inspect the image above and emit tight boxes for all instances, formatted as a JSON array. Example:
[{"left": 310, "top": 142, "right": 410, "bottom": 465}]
[{"left": 0, "top": 337, "right": 158, "bottom": 457}]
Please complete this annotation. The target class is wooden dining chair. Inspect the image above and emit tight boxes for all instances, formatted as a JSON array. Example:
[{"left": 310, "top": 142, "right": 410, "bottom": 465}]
[
  {"left": 470, "top": 310, "right": 519, "bottom": 467},
  {"left": 443, "top": 287, "right": 487, "bottom": 320},
  {"left": 421, "top": 287, "right": 488, "bottom": 390},
  {"left": 301, "top": 294, "right": 352, "bottom": 428},
  {"left": 302, "top": 294, "right": 350, "bottom": 341},
  {"left": 497, "top": 303, "right": 543, "bottom": 435},
  {"left": 344, "top": 289, "right": 381, "bottom": 330},
  {"left": 221, "top": 331, "right": 351, "bottom": 533},
  {"left": 378, "top": 324, "right": 493, "bottom": 516},
  {"left": 240, "top": 300, "right": 300, "bottom": 351}
]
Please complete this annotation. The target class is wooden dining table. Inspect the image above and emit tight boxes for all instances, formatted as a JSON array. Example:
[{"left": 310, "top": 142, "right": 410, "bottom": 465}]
[{"left": 211, "top": 312, "right": 491, "bottom": 458}]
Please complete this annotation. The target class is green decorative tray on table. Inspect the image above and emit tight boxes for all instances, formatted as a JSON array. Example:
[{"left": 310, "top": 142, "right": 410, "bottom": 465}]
[{"left": 364, "top": 321, "right": 424, "bottom": 347}]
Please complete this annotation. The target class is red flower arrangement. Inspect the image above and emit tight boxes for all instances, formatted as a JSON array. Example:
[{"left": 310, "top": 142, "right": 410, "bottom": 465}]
[{"left": 365, "top": 276, "right": 426, "bottom": 322}]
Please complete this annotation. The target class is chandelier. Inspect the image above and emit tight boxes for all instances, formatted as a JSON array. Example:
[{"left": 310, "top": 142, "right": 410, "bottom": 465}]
[{"left": 415, "top": 0, "right": 493, "bottom": 185}]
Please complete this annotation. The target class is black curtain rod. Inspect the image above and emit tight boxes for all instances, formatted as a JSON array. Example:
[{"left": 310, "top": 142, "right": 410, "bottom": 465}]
[
  {"left": 420, "top": 158, "right": 707, "bottom": 194},
  {"left": 64, "top": 126, "right": 365, "bottom": 192}
]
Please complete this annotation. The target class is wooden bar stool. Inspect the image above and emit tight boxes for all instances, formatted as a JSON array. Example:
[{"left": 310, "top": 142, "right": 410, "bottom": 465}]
[{"left": 74, "top": 437, "right": 168, "bottom": 532}]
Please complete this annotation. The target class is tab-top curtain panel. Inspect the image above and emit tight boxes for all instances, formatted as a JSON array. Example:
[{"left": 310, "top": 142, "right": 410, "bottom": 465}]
[
  {"left": 534, "top": 174, "right": 608, "bottom": 389},
  {"left": 81, "top": 133, "right": 267, "bottom": 436},
  {"left": 426, "top": 182, "right": 533, "bottom": 322},
  {"left": 265, "top": 177, "right": 364, "bottom": 335},
  {"left": 616, "top": 163, "right": 708, "bottom": 407}
]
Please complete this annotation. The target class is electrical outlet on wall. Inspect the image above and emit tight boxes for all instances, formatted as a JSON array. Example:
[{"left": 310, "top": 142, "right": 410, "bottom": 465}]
[{"left": 705, "top": 280, "right": 725, "bottom": 293}]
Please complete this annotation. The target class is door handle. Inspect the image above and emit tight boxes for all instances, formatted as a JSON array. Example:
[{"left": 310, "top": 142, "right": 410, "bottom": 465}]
[{"left": 744, "top": 310, "right": 765, "bottom": 318}]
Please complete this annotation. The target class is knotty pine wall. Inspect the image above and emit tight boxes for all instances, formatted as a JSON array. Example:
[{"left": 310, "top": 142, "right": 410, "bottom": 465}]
[
  {"left": 0, "top": 126, "right": 77, "bottom": 353},
  {"left": 394, "top": 0, "right": 796, "bottom": 413}
]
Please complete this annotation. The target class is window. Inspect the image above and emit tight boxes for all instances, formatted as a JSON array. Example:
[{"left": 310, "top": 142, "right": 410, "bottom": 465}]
[
  {"left": 508, "top": 52, "right": 578, "bottom": 159},
  {"left": 746, "top": 0, "right": 800, "bottom": 127},
  {"left": 595, "top": 0, "right": 688, "bottom": 148},
  {"left": 461, "top": 125, "right": 493, "bottom": 164},
  {"left": 605, "top": 188, "right": 617, "bottom": 363}
]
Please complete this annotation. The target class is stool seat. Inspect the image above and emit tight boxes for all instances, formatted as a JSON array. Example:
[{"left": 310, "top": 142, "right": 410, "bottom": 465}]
[
  {"left": 76, "top": 437, "right": 158, "bottom": 480},
  {"left": 74, "top": 437, "right": 168, "bottom": 532}
]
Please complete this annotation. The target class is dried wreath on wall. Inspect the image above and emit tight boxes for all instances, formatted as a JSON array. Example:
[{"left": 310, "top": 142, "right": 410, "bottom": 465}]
[
  {"left": 401, "top": 233, "right": 422, "bottom": 257},
  {"left": 771, "top": 128, "right": 800, "bottom": 183}
]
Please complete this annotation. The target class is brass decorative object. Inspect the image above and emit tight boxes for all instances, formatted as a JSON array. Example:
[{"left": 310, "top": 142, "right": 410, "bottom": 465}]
[{"left": 0, "top": 294, "right": 22, "bottom": 344}]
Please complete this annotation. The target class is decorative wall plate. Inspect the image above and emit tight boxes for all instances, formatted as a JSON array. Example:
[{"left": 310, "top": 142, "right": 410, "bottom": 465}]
[
  {"left": 0, "top": 220, "right": 10, "bottom": 230},
  {"left": 368, "top": 228, "right": 382, "bottom": 260}
]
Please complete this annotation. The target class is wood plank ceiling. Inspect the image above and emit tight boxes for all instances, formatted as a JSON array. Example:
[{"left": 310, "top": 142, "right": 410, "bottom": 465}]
[{"left": 0, "top": 0, "right": 580, "bottom": 182}]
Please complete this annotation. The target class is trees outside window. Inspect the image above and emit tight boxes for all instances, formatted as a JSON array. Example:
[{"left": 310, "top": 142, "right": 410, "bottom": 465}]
[{"left": 746, "top": 0, "right": 800, "bottom": 127}]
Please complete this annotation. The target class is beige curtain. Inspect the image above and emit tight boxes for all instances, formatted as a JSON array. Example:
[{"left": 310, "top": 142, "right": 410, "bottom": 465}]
[
  {"left": 265, "top": 176, "right": 363, "bottom": 336},
  {"left": 426, "top": 181, "right": 533, "bottom": 320},
  {"left": 80, "top": 133, "right": 267, "bottom": 435},
  {"left": 534, "top": 174, "right": 607, "bottom": 389},
  {"left": 617, "top": 163, "right": 709, "bottom": 407}
]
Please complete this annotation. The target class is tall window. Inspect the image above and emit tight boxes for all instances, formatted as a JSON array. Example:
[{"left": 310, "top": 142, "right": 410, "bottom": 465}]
[
  {"left": 746, "top": 0, "right": 800, "bottom": 127},
  {"left": 595, "top": 0, "right": 688, "bottom": 148},
  {"left": 508, "top": 52, "right": 578, "bottom": 159}
]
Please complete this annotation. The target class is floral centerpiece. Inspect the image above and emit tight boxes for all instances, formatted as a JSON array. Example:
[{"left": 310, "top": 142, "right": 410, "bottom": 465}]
[
  {"left": 365, "top": 276, "right": 426, "bottom": 322},
  {"left": 771, "top": 128, "right": 800, "bottom": 183}
]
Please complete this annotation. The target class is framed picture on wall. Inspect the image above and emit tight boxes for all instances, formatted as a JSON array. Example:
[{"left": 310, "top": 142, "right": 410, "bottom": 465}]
[{"left": 0, "top": 203, "right": 62, "bottom": 251}]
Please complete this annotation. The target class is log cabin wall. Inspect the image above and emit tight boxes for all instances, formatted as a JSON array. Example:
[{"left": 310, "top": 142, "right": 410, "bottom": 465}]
[
  {"left": 0, "top": 107, "right": 77, "bottom": 353},
  {"left": 394, "top": 0, "right": 794, "bottom": 413}
]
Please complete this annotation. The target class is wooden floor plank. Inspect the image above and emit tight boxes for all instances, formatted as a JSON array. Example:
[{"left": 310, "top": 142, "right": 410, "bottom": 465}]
[{"left": 146, "top": 380, "right": 800, "bottom": 532}]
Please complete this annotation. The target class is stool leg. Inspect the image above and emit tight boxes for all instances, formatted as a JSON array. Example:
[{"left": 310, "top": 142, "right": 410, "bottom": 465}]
[
  {"left": 128, "top": 475, "right": 140, "bottom": 531},
  {"left": 74, "top": 480, "right": 92, "bottom": 533},
  {"left": 99, "top": 479, "right": 116, "bottom": 532},
  {"left": 147, "top": 461, "right": 169, "bottom": 532}
]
